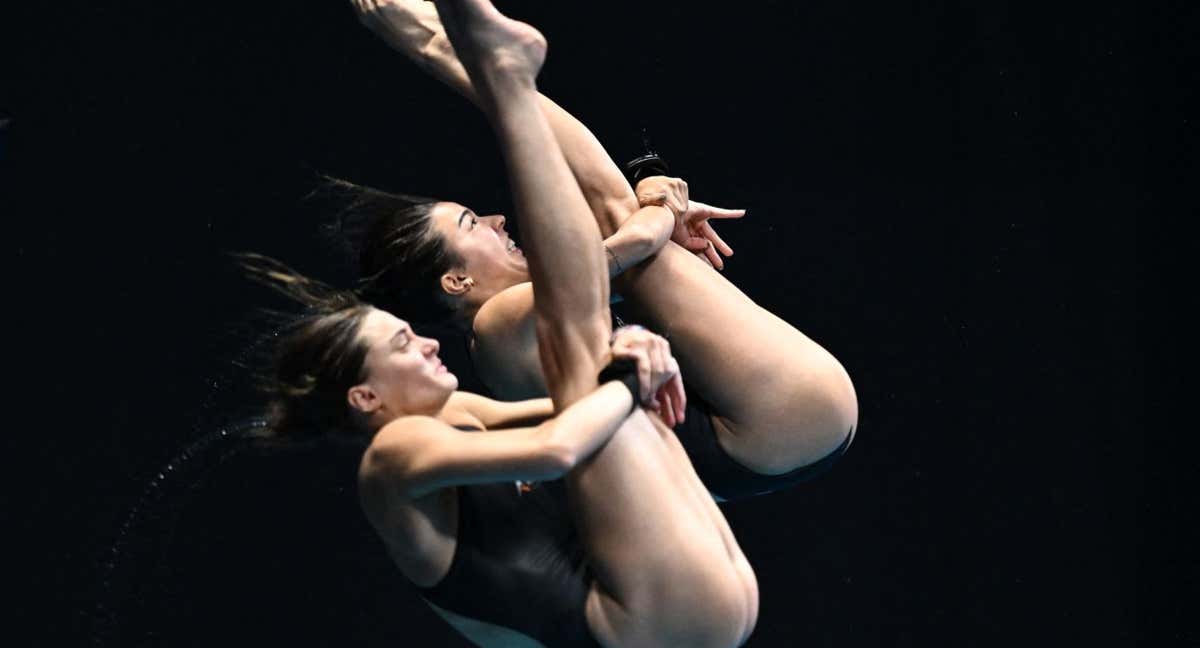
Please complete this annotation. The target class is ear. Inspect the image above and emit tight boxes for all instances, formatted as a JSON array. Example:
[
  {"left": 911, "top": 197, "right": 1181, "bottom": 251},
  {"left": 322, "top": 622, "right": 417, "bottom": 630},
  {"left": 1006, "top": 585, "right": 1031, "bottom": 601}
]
[
  {"left": 440, "top": 272, "right": 474, "bottom": 296},
  {"left": 347, "top": 384, "right": 382, "bottom": 414}
]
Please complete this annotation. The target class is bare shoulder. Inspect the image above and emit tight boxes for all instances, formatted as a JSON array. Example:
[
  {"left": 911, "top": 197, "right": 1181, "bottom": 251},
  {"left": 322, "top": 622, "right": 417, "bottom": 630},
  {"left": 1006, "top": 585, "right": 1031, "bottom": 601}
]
[
  {"left": 357, "top": 416, "right": 439, "bottom": 513},
  {"left": 445, "top": 391, "right": 497, "bottom": 421},
  {"left": 473, "top": 281, "right": 536, "bottom": 345},
  {"left": 360, "top": 416, "right": 445, "bottom": 475},
  {"left": 357, "top": 416, "right": 459, "bottom": 587}
]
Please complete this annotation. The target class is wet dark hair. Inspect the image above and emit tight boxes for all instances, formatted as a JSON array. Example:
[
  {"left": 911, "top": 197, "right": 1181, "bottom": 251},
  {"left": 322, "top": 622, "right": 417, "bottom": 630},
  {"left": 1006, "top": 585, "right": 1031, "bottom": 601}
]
[
  {"left": 318, "top": 176, "right": 464, "bottom": 323},
  {"left": 236, "top": 252, "right": 377, "bottom": 440},
  {"left": 89, "top": 254, "right": 383, "bottom": 646}
]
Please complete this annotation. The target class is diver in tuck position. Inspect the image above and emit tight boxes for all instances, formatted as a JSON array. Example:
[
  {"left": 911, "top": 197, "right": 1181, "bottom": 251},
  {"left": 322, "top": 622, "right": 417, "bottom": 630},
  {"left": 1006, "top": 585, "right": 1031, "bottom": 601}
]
[
  {"left": 344, "top": 0, "right": 858, "bottom": 502},
  {"left": 251, "top": 1, "right": 760, "bottom": 646}
]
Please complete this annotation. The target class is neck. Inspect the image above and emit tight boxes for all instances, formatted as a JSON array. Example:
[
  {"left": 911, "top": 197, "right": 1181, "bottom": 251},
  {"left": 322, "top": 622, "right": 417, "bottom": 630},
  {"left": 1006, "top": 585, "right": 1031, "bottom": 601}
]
[
  {"left": 452, "top": 304, "right": 479, "bottom": 333},
  {"left": 457, "top": 278, "right": 528, "bottom": 331}
]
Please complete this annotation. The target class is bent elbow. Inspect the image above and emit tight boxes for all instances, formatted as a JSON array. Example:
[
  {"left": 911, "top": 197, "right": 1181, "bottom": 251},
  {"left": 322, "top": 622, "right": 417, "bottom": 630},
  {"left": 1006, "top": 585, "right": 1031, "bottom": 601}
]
[
  {"left": 544, "top": 443, "right": 579, "bottom": 478},
  {"left": 537, "top": 424, "right": 580, "bottom": 479}
]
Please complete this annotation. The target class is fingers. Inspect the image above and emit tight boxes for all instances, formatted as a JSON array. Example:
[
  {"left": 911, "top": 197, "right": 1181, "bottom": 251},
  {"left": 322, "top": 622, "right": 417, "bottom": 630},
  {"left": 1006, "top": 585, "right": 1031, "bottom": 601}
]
[
  {"left": 653, "top": 345, "right": 682, "bottom": 427},
  {"left": 669, "top": 196, "right": 688, "bottom": 220},
  {"left": 656, "top": 389, "right": 677, "bottom": 427},
  {"left": 682, "top": 235, "right": 709, "bottom": 252},
  {"left": 702, "top": 240, "right": 724, "bottom": 269},
  {"left": 689, "top": 200, "right": 746, "bottom": 220},
  {"left": 706, "top": 246, "right": 724, "bottom": 270},
  {"left": 671, "top": 179, "right": 689, "bottom": 218},
  {"left": 647, "top": 337, "right": 666, "bottom": 406},
  {"left": 612, "top": 328, "right": 683, "bottom": 419},
  {"left": 638, "top": 190, "right": 669, "bottom": 207},
  {"left": 668, "top": 371, "right": 686, "bottom": 424},
  {"left": 635, "top": 176, "right": 689, "bottom": 218},
  {"left": 655, "top": 337, "right": 683, "bottom": 426},
  {"left": 610, "top": 339, "right": 651, "bottom": 402},
  {"left": 634, "top": 347, "right": 653, "bottom": 404},
  {"left": 700, "top": 220, "right": 733, "bottom": 257}
]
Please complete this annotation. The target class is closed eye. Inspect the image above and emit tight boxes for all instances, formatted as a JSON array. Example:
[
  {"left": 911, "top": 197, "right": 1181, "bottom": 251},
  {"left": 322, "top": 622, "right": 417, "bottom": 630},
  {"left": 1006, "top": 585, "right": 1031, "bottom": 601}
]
[{"left": 390, "top": 327, "right": 411, "bottom": 350}]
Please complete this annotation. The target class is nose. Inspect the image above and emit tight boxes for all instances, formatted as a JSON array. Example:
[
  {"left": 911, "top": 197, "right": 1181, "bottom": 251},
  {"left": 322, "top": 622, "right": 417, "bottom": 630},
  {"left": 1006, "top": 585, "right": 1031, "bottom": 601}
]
[
  {"left": 486, "top": 214, "right": 506, "bottom": 231},
  {"left": 421, "top": 336, "right": 440, "bottom": 357}
]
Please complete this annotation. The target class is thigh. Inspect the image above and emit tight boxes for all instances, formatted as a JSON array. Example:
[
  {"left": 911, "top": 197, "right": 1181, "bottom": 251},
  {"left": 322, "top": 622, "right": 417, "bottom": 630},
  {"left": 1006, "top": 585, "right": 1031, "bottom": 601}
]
[
  {"left": 569, "top": 411, "right": 750, "bottom": 648},
  {"left": 619, "top": 241, "right": 858, "bottom": 475}
]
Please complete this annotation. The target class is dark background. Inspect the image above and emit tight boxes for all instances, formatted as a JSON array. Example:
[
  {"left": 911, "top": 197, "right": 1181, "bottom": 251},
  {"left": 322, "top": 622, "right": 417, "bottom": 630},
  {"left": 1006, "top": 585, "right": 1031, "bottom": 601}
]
[{"left": 4, "top": 1, "right": 1188, "bottom": 646}]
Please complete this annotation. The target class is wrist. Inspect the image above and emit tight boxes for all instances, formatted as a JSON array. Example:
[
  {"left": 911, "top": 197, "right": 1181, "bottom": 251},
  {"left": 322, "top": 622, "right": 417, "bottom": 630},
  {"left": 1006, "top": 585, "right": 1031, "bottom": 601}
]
[
  {"left": 602, "top": 206, "right": 672, "bottom": 277},
  {"left": 603, "top": 243, "right": 625, "bottom": 277},
  {"left": 597, "top": 357, "right": 641, "bottom": 412}
]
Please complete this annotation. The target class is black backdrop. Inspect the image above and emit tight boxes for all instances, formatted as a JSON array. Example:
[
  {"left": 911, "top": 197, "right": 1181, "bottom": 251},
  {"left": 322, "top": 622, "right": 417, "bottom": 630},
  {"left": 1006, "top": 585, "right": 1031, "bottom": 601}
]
[{"left": 4, "top": 1, "right": 1187, "bottom": 646}]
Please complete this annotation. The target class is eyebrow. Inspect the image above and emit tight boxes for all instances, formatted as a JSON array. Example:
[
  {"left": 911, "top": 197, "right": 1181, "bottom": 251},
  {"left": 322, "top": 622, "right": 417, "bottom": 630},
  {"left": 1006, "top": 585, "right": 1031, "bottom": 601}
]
[{"left": 457, "top": 209, "right": 473, "bottom": 229}]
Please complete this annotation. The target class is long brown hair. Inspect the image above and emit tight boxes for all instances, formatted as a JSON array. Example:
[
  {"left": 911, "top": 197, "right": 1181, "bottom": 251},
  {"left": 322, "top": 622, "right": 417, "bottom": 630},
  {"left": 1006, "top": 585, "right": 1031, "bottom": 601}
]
[
  {"left": 317, "top": 176, "right": 464, "bottom": 323},
  {"left": 235, "top": 252, "right": 376, "bottom": 439}
]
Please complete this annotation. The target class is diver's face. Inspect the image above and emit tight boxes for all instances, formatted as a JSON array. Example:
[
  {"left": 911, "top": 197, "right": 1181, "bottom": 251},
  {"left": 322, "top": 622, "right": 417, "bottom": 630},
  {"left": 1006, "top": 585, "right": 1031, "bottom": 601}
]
[
  {"left": 351, "top": 309, "right": 458, "bottom": 420},
  {"left": 429, "top": 201, "right": 530, "bottom": 296}
]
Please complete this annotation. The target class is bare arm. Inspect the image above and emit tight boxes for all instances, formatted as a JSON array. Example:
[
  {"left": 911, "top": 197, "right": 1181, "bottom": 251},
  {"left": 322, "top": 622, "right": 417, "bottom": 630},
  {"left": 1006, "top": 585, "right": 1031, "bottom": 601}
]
[
  {"left": 365, "top": 382, "right": 634, "bottom": 499},
  {"left": 601, "top": 204, "right": 673, "bottom": 278}
]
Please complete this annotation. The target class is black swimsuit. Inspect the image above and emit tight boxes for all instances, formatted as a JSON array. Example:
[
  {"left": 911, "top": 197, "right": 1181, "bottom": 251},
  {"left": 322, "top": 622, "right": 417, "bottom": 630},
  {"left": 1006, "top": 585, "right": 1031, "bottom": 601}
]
[
  {"left": 672, "top": 383, "right": 854, "bottom": 501},
  {"left": 416, "top": 465, "right": 601, "bottom": 648}
]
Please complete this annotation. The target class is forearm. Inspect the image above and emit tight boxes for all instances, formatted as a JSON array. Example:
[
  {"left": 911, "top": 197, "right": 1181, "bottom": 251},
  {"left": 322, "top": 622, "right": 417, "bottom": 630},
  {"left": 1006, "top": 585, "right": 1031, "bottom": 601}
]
[
  {"left": 602, "top": 205, "right": 674, "bottom": 278},
  {"left": 539, "top": 380, "right": 635, "bottom": 468}
]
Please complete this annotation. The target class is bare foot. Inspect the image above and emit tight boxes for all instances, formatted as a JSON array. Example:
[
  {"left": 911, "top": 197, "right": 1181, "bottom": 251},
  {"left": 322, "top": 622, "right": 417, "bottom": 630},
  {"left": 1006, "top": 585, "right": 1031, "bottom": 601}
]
[
  {"left": 351, "top": 0, "right": 473, "bottom": 95},
  {"left": 431, "top": 0, "right": 546, "bottom": 88}
]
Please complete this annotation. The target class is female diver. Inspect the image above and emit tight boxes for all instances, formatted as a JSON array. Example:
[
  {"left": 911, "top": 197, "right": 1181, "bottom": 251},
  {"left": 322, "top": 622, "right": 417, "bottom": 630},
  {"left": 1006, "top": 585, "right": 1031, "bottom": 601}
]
[
  {"left": 252, "top": 2, "right": 757, "bottom": 646},
  {"left": 345, "top": 0, "right": 858, "bottom": 502}
]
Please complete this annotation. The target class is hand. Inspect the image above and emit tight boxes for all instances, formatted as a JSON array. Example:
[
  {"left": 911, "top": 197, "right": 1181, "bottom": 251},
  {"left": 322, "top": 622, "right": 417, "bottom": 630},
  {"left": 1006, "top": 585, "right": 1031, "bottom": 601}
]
[
  {"left": 676, "top": 200, "right": 744, "bottom": 269},
  {"left": 635, "top": 176, "right": 745, "bottom": 270},
  {"left": 635, "top": 175, "right": 689, "bottom": 219},
  {"left": 609, "top": 325, "right": 687, "bottom": 427}
]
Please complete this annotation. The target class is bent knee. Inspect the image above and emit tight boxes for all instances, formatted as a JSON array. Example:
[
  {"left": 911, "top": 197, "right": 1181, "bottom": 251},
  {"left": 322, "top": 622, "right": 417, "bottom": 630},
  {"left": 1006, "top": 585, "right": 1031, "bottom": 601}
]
[
  {"left": 785, "top": 353, "right": 858, "bottom": 449},
  {"left": 724, "top": 358, "right": 857, "bottom": 475},
  {"left": 799, "top": 350, "right": 858, "bottom": 430}
]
